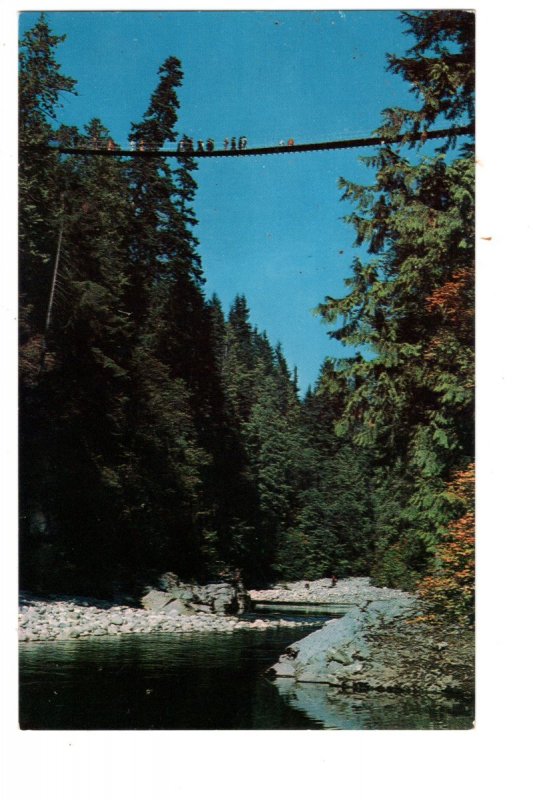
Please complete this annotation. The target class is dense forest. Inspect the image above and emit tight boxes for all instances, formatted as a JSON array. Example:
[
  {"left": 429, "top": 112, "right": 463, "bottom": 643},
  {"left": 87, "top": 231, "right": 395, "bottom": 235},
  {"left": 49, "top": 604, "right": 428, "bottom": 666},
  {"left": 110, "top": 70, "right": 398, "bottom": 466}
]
[{"left": 19, "top": 12, "right": 474, "bottom": 623}]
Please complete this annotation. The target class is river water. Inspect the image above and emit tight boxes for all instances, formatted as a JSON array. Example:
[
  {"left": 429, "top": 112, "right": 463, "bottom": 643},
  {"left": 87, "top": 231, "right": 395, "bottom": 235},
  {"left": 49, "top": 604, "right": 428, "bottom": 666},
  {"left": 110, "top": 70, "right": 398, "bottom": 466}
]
[{"left": 19, "top": 605, "right": 473, "bottom": 730}]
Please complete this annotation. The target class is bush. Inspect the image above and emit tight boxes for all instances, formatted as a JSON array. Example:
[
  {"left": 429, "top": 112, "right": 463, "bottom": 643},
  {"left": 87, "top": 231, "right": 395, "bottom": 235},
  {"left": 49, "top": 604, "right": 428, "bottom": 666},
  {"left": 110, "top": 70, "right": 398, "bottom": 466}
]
[{"left": 417, "top": 464, "right": 474, "bottom": 624}]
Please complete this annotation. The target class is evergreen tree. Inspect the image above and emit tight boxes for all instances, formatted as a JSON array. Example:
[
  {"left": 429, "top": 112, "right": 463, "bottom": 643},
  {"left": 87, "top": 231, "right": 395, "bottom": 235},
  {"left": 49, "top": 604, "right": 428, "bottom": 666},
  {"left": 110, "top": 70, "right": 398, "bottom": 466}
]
[
  {"left": 317, "top": 10, "right": 474, "bottom": 589},
  {"left": 223, "top": 295, "right": 258, "bottom": 423},
  {"left": 124, "top": 57, "right": 220, "bottom": 579},
  {"left": 19, "top": 15, "right": 78, "bottom": 589},
  {"left": 275, "top": 366, "right": 374, "bottom": 581},
  {"left": 377, "top": 11, "right": 474, "bottom": 147},
  {"left": 21, "top": 114, "right": 145, "bottom": 592},
  {"left": 19, "top": 13, "right": 76, "bottom": 361},
  {"left": 243, "top": 374, "right": 299, "bottom": 575}
]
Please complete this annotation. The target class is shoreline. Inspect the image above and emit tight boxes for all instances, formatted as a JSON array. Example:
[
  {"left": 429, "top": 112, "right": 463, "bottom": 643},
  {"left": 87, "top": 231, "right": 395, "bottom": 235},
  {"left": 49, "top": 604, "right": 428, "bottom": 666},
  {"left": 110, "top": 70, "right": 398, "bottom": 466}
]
[
  {"left": 18, "top": 595, "right": 318, "bottom": 643},
  {"left": 18, "top": 577, "right": 416, "bottom": 643},
  {"left": 250, "top": 576, "right": 413, "bottom": 606},
  {"left": 268, "top": 594, "right": 475, "bottom": 698},
  {"left": 18, "top": 579, "right": 475, "bottom": 702}
]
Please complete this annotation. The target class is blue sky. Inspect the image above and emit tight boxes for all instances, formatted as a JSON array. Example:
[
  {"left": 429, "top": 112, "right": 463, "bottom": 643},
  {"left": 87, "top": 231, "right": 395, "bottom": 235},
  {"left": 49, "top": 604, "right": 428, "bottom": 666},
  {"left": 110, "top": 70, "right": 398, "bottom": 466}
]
[{"left": 20, "top": 9, "right": 417, "bottom": 392}]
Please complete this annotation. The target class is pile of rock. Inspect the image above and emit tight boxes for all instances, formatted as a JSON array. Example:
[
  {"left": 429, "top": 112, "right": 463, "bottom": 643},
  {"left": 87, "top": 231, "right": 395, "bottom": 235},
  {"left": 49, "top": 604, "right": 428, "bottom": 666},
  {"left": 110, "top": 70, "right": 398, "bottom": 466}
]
[
  {"left": 269, "top": 596, "right": 474, "bottom": 697},
  {"left": 141, "top": 574, "right": 250, "bottom": 616},
  {"left": 250, "top": 577, "right": 410, "bottom": 606},
  {"left": 19, "top": 593, "right": 313, "bottom": 642}
]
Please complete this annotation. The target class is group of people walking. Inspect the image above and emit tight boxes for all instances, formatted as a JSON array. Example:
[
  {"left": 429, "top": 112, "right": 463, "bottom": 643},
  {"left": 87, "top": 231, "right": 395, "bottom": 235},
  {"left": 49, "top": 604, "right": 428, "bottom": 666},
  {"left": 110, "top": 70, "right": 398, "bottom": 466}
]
[
  {"left": 79, "top": 134, "right": 297, "bottom": 154},
  {"left": 176, "top": 135, "right": 248, "bottom": 153},
  {"left": 177, "top": 136, "right": 216, "bottom": 153},
  {"left": 85, "top": 136, "right": 250, "bottom": 154}
]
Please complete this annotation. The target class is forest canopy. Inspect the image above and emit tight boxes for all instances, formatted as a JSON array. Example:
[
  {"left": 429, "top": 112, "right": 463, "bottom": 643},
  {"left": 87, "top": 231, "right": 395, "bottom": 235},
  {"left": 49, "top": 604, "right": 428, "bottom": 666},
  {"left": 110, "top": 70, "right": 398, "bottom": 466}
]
[{"left": 19, "top": 11, "right": 474, "bottom": 623}]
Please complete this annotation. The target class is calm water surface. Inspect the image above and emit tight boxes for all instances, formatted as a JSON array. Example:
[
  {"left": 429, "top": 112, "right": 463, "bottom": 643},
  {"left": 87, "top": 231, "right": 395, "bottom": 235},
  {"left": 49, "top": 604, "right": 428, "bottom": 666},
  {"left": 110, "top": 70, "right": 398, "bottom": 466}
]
[{"left": 19, "top": 606, "right": 473, "bottom": 730}]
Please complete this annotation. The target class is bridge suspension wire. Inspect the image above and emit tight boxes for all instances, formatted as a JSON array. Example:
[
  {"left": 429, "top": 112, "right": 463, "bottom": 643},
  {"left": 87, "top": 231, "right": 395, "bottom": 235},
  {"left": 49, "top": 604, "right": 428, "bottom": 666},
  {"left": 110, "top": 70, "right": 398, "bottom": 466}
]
[{"left": 48, "top": 125, "right": 474, "bottom": 159}]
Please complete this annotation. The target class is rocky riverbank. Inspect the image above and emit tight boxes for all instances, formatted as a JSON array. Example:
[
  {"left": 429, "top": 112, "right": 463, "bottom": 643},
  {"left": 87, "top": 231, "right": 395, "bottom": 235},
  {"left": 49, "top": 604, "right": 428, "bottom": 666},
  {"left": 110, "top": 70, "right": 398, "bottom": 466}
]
[
  {"left": 250, "top": 576, "right": 410, "bottom": 605},
  {"left": 19, "top": 577, "right": 416, "bottom": 642},
  {"left": 268, "top": 593, "right": 474, "bottom": 698},
  {"left": 18, "top": 588, "right": 316, "bottom": 643}
]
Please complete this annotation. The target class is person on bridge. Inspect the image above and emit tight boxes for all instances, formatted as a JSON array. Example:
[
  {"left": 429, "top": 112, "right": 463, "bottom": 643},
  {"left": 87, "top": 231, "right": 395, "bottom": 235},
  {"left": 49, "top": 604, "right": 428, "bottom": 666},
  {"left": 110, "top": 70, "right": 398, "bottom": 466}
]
[
  {"left": 287, "top": 138, "right": 295, "bottom": 146},
  {"left": 223, "top": 138, "right": 229, "bottom": 150},
  {"left": 230, "top": 137, "right": 237, "bottom": 150},
  {"left": 238, "top": 136, "right": 248, "bottom": 150},
  {"left": 206, "top": 138, "right": 215, "bottom": 151}
]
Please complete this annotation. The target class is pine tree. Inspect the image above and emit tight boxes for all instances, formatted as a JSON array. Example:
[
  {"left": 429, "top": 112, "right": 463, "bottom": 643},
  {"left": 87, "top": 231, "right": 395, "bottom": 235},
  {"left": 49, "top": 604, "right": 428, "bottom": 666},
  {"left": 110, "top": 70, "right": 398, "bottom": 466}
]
[
  {"left": 223, "top": 295, "right": 257, "bottom": 423},
  {"left": 33, "top": 117, "right": 143, "bottom": 590},
  {"left": 19, "top": 13, "right": 76, "bottom": 365},
  {"left": 377, "top": 10, "right": 474, "bottom": 147},
  {"left": 19, "top": 15, "right": 78, "bottom": 590},
  {"left": 275, "top": 366, "right": 375, "bottom": 581},
  {"left": 317, "top": 10, "right": 474, "bottom": 589},
  {"left": 243, "top": 374, "right": 299, "bottom": 575},
  {"left": 123, "top": 57, "right": 220, "bottom": 579}
]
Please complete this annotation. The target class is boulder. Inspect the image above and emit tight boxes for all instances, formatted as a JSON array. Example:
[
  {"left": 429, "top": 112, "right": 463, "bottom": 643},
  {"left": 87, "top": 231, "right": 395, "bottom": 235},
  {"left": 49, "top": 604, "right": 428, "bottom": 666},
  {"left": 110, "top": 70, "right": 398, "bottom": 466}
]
[
  {"left": 141, "top": 579, "right": 251, "bottom": 616},
  {"left": 141, "top": 589, "right": 174, "bottom": 611},
  {"left": 162, "top": 598, "right": 195, "bottom": 616},
  {"left": 213, "top": 595, "right": 236, "bottom": 614},
  {"left": 174, "top": 588, "right": 195, "bottom": 603},
  {"left": 268, "top": 596, "right": 474, "bottom": 698},
  {"left": 199, "top": 582, "right": 240, "bottom": 614}
]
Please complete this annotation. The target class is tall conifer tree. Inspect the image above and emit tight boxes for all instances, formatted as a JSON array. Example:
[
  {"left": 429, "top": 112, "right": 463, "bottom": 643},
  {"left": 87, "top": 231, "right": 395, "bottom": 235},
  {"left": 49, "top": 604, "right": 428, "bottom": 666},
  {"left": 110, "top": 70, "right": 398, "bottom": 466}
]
[
  {"left": 19, "top": 15, "right": 77, "bottom": 589},
  {"left": 317, "top": 10, "right": 474, "bottom": 588}
]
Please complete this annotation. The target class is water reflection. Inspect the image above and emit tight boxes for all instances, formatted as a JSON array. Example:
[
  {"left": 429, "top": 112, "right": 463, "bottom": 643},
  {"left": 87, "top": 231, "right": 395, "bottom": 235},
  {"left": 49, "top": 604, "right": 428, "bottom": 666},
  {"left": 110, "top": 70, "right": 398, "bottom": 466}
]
[
  {"left": 252, "top": 603, "right": 351, "bottom": 618},
  {"left": 274, "top": 680, "right": 474, "bottom": 730},
  {"left": 19, "top": 630, "right": 324, "bottom": 730},
  {"left": 20, "top": 616, "right": 474, "bottom": 730}
]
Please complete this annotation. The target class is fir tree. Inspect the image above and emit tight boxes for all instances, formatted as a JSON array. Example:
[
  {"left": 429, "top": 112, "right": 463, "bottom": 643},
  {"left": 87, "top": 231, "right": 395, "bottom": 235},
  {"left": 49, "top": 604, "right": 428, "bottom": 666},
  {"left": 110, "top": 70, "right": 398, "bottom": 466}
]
[
  {"left": 377, "top": 10, "right": 475, "bottom": 148},
  {"left": 19, "top": 15, "right": 78, "bottom": 589},
  {"left": 275, "top": 367, "right": 374, "bottom": 581},
  {"left": 317, "top": 10, "right": 474, "bottom": 589},
  {"left": 19, "top": 13, "right": 76, "bottom": 352}
]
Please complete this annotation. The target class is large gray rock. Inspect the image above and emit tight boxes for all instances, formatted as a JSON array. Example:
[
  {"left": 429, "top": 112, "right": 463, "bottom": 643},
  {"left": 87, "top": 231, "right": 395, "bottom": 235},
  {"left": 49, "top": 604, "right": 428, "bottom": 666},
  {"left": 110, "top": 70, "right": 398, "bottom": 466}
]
[
  {"left": 195, "top": 582, "right": 240, "bottom": 614},
  {"left": 269, "top": 610, "right": 367, "bottom": 682},
  {"left": 269, "top": 597, "right": 417, "bottom": 684},
  {"left": 141, "top": 589, "right": 175, "bottom": 612},
  {"left": 163, "top": 598, "right": 195, "bottom": 616},
  {"left": 269, "top": 595, "right": 474, "bottom": 697},
  {"left": 141, "top": 579, "right": 251, "bottom": 616}
]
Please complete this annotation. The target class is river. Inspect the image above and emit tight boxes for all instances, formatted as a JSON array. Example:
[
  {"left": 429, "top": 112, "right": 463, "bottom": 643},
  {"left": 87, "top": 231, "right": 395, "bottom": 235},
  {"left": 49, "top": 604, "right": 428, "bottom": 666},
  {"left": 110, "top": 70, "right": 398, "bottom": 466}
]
[{"left": 19, "top": 605, "right": 473, "bottom": 730}]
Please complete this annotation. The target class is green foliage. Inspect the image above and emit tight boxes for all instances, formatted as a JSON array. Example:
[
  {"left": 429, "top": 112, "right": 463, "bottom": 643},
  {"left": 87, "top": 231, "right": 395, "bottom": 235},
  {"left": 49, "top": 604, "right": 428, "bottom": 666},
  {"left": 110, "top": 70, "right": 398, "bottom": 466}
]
[
  {"left": 19, "top": 19, "right": 219, "bottom": 592},
  {"left": 19, "top": 12, "right": 475, "bottom": 602},
  {"left": 273, "top": 370, "right": 375, "bottom": 581},
  {"left": 19, "top": 14, "right": 77, "bottom": 333},
  {"left": 418, "top": 464, "right": 475, "bottom": 624},
  {"left": 377, "top": 10, "right": 474, "bottom": 148},
  {"left": 317, "top": 10, "right": 475, "bottom": 596}
]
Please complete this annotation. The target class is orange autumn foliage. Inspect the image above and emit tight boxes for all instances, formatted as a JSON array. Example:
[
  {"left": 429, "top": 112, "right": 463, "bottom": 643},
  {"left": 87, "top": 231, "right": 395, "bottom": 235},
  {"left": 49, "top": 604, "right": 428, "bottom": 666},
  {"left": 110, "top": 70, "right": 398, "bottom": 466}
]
[
  {"left": 425, "top": 268, "right": 471, "bottom": 320},
  {"left": 417, "top": 463, "right": 475, "bottom": 624}
]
